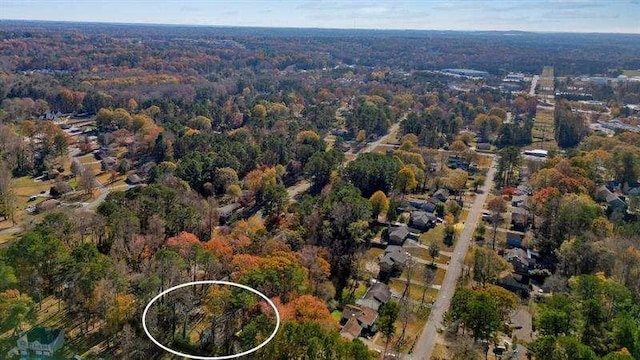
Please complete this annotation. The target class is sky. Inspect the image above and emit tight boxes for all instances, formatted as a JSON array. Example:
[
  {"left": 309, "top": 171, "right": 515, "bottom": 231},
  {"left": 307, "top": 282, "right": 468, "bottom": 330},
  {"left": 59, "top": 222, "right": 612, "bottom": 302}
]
[{"left": 1, "top": 0, "right": 639, "bottom": 34}]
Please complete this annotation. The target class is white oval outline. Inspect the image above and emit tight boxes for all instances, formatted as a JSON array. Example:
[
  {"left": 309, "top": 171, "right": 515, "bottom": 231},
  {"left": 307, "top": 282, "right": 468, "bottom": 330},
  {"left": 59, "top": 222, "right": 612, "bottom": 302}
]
[{"left": 142, "top": 280, "right": 281, "bottom": 360}]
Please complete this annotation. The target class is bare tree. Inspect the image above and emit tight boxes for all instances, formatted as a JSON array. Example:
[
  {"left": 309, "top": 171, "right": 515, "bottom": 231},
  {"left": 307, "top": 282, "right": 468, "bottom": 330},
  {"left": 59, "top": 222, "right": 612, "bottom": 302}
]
[
  {"left": 420, "top": 265, "right": 435, "bottom": 305},
  {"left": 487, "top": 197, "right": 507, "bottom": 250},
  {"left": 0, "top": 161, "right": 17, "bottom": 224},
  {"left": 71, "top": 159, "right": 83, "bottom": 178},
  {"left": 79, "top": 168, "right": 97, "bottom": 195}
]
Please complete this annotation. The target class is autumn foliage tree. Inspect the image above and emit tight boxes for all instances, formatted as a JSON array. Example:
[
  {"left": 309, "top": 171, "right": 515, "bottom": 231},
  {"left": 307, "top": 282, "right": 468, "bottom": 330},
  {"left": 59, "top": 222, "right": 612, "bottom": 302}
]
[
  {"left": 280, "top": 295, "right": 337, "bottom": 330},
  {"left": 369, "top": 190, "right": 389, "bottom": 220}
]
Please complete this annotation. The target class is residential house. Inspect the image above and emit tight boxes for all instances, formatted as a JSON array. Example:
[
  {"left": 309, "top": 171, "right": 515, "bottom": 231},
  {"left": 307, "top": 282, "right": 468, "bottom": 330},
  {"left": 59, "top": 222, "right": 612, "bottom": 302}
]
[
  {"left": 339, "top": 304, "right": 378, "bottom": 340},
  {"left": 595, "top": 184, "right": 626, "bottom": 212},
  {"left": 433, "top": 189, "right": 450, "bottom": 202},
  {"left": 516, "top": 185, "right": 532, "bottom": 196},
  {"left": 217, "top": 202, "right": 242, "bottom": 225},
  {"left": 505, "top": 231, "right": 525, "bottom": 249},
  {"left": 42, "top": 111, "right": 63, "bottom": 121},
  {"left": 379, "top": 246, "right": 408, "bottom": 279},
  {"left": 409, "top": 199, "right": 438, "bottom": 213},
  {"left": 511, "top": 195, "right": 527, "bottom": 207},
  {"left": 476, "top": 142, "right": 491, "bottom": 151},
  {"left": 504, "top": 248, "right": 532, "bottom": 276},
  {"left": 100, "top": 156, "right": 117, "bottom": 171},
  {"left": 356, "top": 281, "right": 392, "bottom": 311},
  {"left": 447, "top": 157, "right": 469, "bottom": 170},
  {"left": 410, "top": 211, "right": 437, "bottom": 231},
  {"left": 387, "top": 226, "right": 409, "bottom": 246},
  {"left": 340, "top": 317, "right": 363, "bottom": 341},
  {"left": 126, "top": 173, "right": 144, "bottom": 185},
  {"left": 94, "top": 147, "right": 113, "bottom": 161},
  {"left": 16, "top": 327, "right": 64, "bottom": 358},
  {"left": 511, "top": 207, "right": 530, "bottom": 231},
  {"left": 497, "top": 274, "right": 530, "bottom": 298},
  {"left": 45, "top": 168, "right": 61, "bottom": 180}
]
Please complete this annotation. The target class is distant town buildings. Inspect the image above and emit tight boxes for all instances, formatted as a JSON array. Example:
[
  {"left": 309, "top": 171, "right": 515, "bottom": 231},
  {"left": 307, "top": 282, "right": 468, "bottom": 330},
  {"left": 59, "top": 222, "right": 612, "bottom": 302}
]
[{"left": 441, "top": 68, "right": 489, "bottom": 79}]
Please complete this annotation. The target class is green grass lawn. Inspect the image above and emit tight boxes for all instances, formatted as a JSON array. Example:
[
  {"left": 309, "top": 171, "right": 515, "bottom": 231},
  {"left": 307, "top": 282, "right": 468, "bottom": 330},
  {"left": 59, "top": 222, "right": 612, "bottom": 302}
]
[
  {"left": 354, "top": 283, "right": 368, "bottom": 299},
  {"left": 331, "top": 310, "right": 343, "bottom": 323}
]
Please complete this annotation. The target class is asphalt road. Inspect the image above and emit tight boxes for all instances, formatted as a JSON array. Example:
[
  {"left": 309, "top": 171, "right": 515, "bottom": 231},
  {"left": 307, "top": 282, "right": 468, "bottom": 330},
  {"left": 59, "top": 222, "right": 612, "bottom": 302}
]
[{"left": 410, "top": 156, "right": 497, "bottom": 360}]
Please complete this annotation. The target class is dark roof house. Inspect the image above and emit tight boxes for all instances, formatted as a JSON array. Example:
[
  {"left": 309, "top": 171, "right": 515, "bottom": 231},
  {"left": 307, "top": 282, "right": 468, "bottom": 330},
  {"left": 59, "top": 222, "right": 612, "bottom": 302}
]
[
  {"left": 505, "top": 231, "right": 525, "bottom": 248},
  {"left": 497, "top": 274, "right": 530, "bottom": 297},
  {"left": 362, "top": 281, "right": 392, "bottom": 305},
  {"left": 126, "top": 173, "right": 144, "bottom": 185},
  {"left": 355, "top": 281, "right": 392, "bottom": 312},
  {"left": 410, "top": 211, "right": 437, "bottom": 230},
  {"left": 433, "top": 189, "right": 450, "bottom": 202},
  {"left": 511, "top": 207, "right": 530, "bottom": 230},
  {"left": 596, "top": 184, "right": 627, "bottom": 211},
  {"left": 379, "top": 246, "right": 408, "bottom": 278},
  {"left": 505, "top": 248, "right": 531, "bottom": 275},
  {"left": 387, "top": 226, "right": 409, "bottom": 245},
  {"left": 341, "top": 304, "right": 378, "bottom": 328},
  {"left": 340, "top": 304, "right": 379, "bottom": 339},
  {"left": 50, "top": 181, "right": 73, "bottom": 198},
  {"left": 101, "top": 156, "right": 117, "bottom": 171},
  {"left": 409, "top": 199, "right": 438, "bottom": 213}
]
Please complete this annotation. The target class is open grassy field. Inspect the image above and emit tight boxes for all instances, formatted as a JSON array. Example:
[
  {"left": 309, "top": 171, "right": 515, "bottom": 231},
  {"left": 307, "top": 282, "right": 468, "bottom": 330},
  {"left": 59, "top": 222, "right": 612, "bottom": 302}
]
[
  {"left": 623, "top": 69, "right": 640, "bottom": 77},
  {"left": 8, "top": 176, "right": 55, "bottom": 225},
  {"left": 527, "top": 106, "right": 557, "bottom": 150}
]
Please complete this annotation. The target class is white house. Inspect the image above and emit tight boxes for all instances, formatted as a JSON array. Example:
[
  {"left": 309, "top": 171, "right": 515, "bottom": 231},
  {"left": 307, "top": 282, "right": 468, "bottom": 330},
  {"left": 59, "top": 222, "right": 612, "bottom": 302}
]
[{"left": 16, "top": 327, "right": 64, "bottom": 357}]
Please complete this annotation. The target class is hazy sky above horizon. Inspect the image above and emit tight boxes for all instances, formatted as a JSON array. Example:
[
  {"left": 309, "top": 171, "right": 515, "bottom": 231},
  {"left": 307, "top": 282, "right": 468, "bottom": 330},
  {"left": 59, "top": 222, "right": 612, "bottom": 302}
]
[{"left": 1, "top": 0, "right": 639, "bottom": 34}]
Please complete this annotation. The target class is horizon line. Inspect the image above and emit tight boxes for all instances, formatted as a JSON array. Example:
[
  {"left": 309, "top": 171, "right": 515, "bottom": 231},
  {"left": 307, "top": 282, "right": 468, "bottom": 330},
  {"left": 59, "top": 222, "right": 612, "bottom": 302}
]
[{"left": 1, "top": 18, "right": 638, "bottom": 36}]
